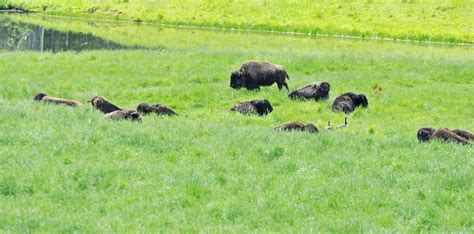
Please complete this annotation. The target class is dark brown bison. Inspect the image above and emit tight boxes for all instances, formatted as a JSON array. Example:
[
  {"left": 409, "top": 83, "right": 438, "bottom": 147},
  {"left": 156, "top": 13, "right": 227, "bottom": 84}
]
[
  {"left": 230, "top": 61, "right": 290, "bottom": 91},
  {"left": 88, "top": 96, "right": 122, "bottom": 114},
  {"left": 34, "top": 92, "right": 82, "bottom": 107},
  {"left": 450, "top": 129, "right": 474, "bottom": 141},
  {"left": 230, "top": 99, "right": 273, "bottom": 116},
  {"left": 332, "top": 92, "right": 368, "bottom": 114},
  {"left": 104, "top": 110, "right": 142, "bottom": 121},
  {"left": 275, "top": 122, "right": 319, "bottom": 133},
  {"left": 417, "top": 127, "right": 471, "bottom": 145},
  {"left": 288, "top": 82, "right": 330, "bottom": 101},
  {"left": 137, "top": 103, "right": 178, "bottom": 116}
]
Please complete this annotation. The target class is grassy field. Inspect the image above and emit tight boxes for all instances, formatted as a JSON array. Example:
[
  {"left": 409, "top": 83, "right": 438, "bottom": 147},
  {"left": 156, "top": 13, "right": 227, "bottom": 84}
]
[
  {"left": 1, "top": 15, "right": 473, "bottom": 232},
  {"left": 1, "top": 0, "right": 473, "bottom": 43}
]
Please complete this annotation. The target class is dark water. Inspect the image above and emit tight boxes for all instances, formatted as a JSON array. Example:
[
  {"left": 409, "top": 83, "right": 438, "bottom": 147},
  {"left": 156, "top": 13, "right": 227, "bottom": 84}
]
[{"left": 0, "top": 16, "right": 159, "bottom": 52}]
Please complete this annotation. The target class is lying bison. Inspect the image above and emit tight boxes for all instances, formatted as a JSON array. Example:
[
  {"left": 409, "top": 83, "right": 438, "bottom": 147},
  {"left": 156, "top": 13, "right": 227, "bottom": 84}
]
[
  {"left": 137, "top": 103, "right": 178, "bottom": 116},
  {"left": 230, "top": 99, "right": 273, "bottom": 116},
  {"left": 332, "top": 92, "right": 368, "bottom": 114},
  {"left": 34, "top": 92, "right": 82, "bottom": 107},
  {"left": 417, "top": 127, "right": 472, "bottom": 145},
  {"left": 275, "top": 122, "right": 319, "bottom": 133},
  {"left": 104, "top": 110, "right": 142, "bottom": 122},
  {"left": 88, "top": 96, "right": 122, "bottom": 114},
  {"left": 230, "top": 61, "right": 290, "bottom": 91},
  {"left": 288, "top": 82, "right": 330, "bottom": 101}
]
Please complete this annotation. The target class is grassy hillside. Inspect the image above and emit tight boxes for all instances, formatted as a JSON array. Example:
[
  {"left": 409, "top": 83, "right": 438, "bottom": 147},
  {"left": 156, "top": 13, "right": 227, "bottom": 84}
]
[
  {"left": 0, "top": 15, "right": 473, "bottom": 232},
  {"left": 2, "top": 0, "right": 473, "bottom": 43}
]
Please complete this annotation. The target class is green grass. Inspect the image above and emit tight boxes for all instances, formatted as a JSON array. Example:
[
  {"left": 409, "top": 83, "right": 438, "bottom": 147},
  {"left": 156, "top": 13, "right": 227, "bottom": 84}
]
[
  {"left": 2, "top": 0, "right": 474, "bottom": 43},
  {"left": 0, "top": 15, "right": 473, "bottom": 232}
]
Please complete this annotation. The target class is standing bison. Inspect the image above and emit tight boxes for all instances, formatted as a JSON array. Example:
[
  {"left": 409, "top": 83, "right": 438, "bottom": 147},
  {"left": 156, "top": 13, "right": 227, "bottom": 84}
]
[
  {"left": 230, "top": 61, "right": 290, "bottom": 91},
  {"left": 288, "top": 82, "right": 330, "bottom": 101}
]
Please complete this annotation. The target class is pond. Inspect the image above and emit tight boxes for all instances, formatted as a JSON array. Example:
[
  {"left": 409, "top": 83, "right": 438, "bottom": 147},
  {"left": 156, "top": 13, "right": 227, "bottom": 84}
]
[
  {"left": 0, "top": 13, "right": 468, "bottom": 56},
  {"left": 0, "top": 15, "right": 160, "bottom": 52}
]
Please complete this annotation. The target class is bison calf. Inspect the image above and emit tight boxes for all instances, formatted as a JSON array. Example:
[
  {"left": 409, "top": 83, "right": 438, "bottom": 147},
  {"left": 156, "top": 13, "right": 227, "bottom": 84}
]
[
  {"left": 288, "top": 82, "right": 330, "bottom": 101},
  {"left": 230, "top": 61, "right": 290, "bottom": 91},
  {"left": 137, "top": 103, "right": 178, "bottom": 116},
  {"left": 275, "top": 122, "right": 319, "bottom": 133},
  {"left": 417, "top": 127, "right": 471, "bottom": 145},
  {"left": 332, "top": 92, "right": 368, "bottom": 114},
  {"left": 88, "top": 96, "right": 122, "bottom": 114},
  {"left": 104, "top": 110, "right": 142, "bottom": 122},
  {"left": 34, "top": 92, "right": 82, "bottom": 107},
  {"left": 230, "top": 99, "right": 273, "bottom": 116}
]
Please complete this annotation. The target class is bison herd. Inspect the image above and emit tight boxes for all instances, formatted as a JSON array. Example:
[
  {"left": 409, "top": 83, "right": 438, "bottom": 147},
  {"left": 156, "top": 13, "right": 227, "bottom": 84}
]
[{"left": 34, "top": 60, "right": 472, "bottom": 146}]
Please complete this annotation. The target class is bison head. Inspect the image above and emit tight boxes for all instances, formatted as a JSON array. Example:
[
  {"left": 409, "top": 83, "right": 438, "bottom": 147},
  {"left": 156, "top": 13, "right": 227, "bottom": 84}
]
[
  {"left": 356, "top": 94, "right": 368, "bottom": 107},
  {"left": 88, "top": 96, "right": 105, "bottom": 107},
  {"left": 34, "top": 92, "right": 48, "bottom": 101},
  {"left": 314, "top": 82, "right": 331, "bottom": 100},
  {"left": 137, "top": 103, "right": 152, "bottom": 114},
  {"left": 417, "top": 127, "right": 435, "bottom": 142},
  {"left": 252, "top": 99, "right": 273, "bottom": 116},
  {"left": 230, "top": 71, "right": 244, "bottom": 89}
]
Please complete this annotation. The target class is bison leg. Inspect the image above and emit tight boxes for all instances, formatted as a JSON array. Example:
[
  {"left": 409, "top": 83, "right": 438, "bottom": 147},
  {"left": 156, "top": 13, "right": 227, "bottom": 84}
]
[
  {"left": 277, "top": 83, "right": 283, "bottom": 90},
  {"left": 277, "top": 82, "right": 289, "bottom": 91},
  {"left": 245, "top": 80, "right": 260, "bottom": 90}
]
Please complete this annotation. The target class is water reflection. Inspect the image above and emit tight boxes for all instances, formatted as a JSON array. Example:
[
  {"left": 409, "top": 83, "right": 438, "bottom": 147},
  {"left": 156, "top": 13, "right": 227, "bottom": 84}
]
[{"left": 0, "top": 17, "right": 160, "bottom": 52}]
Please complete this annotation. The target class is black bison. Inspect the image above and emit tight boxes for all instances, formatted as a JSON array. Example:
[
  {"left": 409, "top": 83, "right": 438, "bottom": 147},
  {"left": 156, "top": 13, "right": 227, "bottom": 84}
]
[
  {"left": 137, "top": 103, "right": 178, "bottom": 116},
  {"left": 450, "top": 129, "right": 474, "bottom": 141},
  {"left": 275, "top": 122, "right": 319, "bottom": 133},
  {"left": 88, "top": 96, "right": 122, "bottom": 114},
  {"left": 230, "top": 99, "right": 273, "bottom": 116},
  {"left": 417, "top": 127, "right": 471, "bottom": 145},
  {"left": 104, "top": 110, "right": 142, "bottom": 122},
  {"left": 288, "top": 82, "right": 330, "bottom": 101},
  {"left": 230, "top": 61, "right": 290, "bottom": 91},
  {"left": 34, "top": 92, "right": 82, "bottom": 107},
  {"left": 332, "top": 92, "right": 368, "bottom": 114}
]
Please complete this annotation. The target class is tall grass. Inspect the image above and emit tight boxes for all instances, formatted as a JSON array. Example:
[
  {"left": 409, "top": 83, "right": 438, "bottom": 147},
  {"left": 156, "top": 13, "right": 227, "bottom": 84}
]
[{"left": 0, "top": 15, "right": 473, "bottom": 232}]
